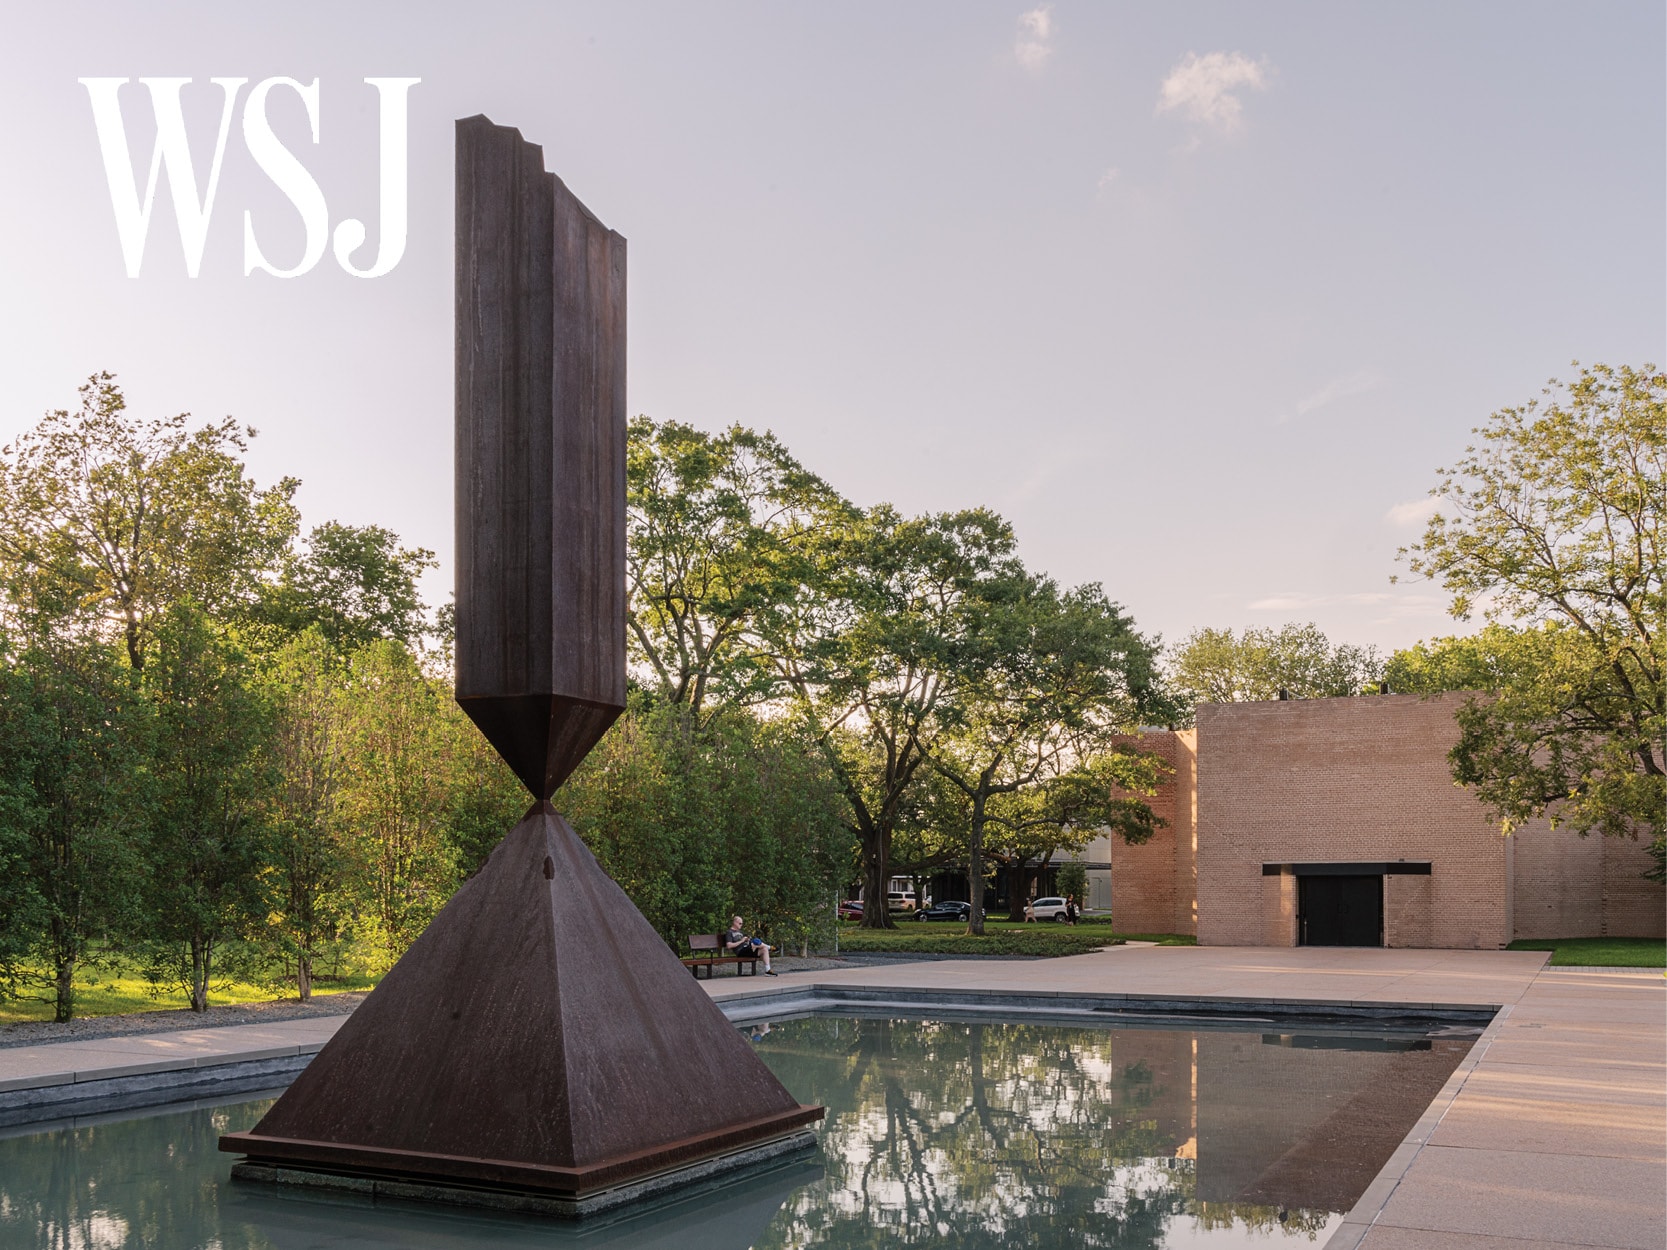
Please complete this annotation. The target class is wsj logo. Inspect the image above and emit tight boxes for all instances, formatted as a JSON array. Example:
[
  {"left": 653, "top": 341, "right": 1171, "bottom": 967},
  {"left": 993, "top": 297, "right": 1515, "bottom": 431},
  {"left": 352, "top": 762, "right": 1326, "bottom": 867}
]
[{"left": 79, "top": 76, "right": 420, "bottom": 279}]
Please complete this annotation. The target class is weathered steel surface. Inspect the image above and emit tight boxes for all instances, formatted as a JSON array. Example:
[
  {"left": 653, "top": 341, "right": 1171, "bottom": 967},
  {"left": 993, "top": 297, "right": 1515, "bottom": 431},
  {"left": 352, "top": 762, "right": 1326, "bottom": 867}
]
[
  {"left": 453, "top": 114, "right": 627, "bottom": 798},
  {"left": 221, "top": 114, "right": 824, "bottom": 1207},
  {"left": 221, "top": 804, "right": 823, "bottom": 1195}
]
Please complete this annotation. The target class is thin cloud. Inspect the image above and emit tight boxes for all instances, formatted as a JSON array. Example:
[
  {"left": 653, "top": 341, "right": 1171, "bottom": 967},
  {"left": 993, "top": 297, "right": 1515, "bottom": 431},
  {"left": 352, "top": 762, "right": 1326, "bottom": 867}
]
[
  {"left": 1096, "top": 166, "right": 1120, "bottom": 189},
  {"left": 1156, "top": 51, "right": 1271, "bottom": 132},
  {"left": 1385, "top": 497, "right": 1442, "bottom": 528},
  {"left": 1247, "top": 590, "right": 1443, "bottom": 613},
  {"left": 1014, "top": 6, "right": 1053, "bottom": 72},
  {"left": 1279, "top": 370, "right": 1382, "bottom": 423}
]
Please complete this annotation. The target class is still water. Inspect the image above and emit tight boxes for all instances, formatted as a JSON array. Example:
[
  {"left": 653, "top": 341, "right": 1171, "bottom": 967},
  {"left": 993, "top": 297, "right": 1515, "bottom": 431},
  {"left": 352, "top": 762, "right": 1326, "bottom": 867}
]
[{"left": 0, "top": 1014, "right": 1474, "bottom": 1249}]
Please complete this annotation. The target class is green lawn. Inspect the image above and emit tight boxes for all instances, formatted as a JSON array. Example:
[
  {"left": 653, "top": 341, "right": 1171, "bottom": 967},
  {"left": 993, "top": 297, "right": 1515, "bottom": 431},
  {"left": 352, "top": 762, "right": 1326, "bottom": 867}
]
[
  {"left": 1506, "top": 936, "right": 1665, "bottom": 968},
  {"left": 835, "top": 920, "right": 1195, "bottom": 958},
  {"left": 0, "top": 967, "right": 378, "bottom": 1026}
]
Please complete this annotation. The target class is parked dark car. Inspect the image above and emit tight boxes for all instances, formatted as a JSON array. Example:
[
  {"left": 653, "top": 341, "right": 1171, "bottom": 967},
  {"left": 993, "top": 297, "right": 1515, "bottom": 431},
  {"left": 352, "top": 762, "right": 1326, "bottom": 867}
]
[
  {"left": 837, "top": 899, "right": 864, "bottom": 920},
  {"left": 913, "top": 901, "right": 983, "bottom": 922}
]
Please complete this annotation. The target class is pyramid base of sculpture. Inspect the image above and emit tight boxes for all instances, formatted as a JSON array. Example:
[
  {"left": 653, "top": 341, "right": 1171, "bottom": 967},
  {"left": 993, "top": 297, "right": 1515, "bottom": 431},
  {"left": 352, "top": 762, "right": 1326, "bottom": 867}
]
[
  {"left": 218, "top": 803, "right": 822, "bottom": 1213},
  {"left": 229, "top": 1126, "right": 820, "bottom": 1219}
]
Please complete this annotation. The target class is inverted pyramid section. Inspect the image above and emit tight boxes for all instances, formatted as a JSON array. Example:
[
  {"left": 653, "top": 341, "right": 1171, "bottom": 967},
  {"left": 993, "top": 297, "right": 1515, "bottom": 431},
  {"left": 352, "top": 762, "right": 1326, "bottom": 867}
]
[
  {"left": 458, "top": 694, "right": 622, "bottom": 799},
  {"left": 221, "top": 804, "right": 819, "bottom": 1192}
]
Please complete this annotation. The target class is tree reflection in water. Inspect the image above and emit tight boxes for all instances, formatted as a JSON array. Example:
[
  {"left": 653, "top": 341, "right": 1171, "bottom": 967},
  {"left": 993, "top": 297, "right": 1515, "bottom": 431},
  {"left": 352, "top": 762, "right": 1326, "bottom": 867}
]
[{"left": 753, "top": 1016, "right": 1345, "bottom": 1248}]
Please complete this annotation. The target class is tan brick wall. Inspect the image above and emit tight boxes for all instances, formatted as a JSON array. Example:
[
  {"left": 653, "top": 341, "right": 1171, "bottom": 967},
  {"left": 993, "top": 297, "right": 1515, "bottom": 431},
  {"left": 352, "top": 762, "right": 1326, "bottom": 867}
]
[
  {"left": 1513, "top": 817, "right": 1665, "bottom": 940},
  {"left": 1108, "top": 730, "right": 1197, "bottom": 936},
  {"left": 1196, "top": 693, "right": 1512, "bottom": 949}
]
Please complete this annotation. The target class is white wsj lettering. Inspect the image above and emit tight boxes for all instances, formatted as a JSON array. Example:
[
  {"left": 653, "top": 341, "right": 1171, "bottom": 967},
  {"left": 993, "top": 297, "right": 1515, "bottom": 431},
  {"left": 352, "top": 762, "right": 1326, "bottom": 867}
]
[{"left": 78, "top": 76, "right": 421, "bottom": 279}]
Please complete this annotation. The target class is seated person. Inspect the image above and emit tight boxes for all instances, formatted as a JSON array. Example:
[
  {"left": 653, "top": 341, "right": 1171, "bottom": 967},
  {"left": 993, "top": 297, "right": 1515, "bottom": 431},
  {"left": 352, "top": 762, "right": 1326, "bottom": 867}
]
[{"left": 724, "top": 915, "right": 776, "bottom": 976}]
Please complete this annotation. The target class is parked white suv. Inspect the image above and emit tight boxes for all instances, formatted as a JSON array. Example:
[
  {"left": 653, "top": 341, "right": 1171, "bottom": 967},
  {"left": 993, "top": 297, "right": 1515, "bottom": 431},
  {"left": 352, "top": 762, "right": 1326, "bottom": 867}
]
[
  {"left": 885, "top": 890, "right": 918, "bottom": 911},
  {"left": 1029, "top": 896, "right": 1073, "bottom": 921}
]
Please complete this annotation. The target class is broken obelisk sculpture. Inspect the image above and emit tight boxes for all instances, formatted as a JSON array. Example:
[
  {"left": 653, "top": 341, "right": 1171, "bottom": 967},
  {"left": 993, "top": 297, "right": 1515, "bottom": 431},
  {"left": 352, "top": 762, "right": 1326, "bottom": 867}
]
[{"left": 219, "top": 115, "right": 823, "bottom": 1216}]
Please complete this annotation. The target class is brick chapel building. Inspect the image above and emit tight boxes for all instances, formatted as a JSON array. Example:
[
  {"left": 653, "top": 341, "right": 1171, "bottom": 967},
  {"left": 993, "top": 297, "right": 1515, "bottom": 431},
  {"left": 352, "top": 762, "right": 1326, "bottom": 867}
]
[{"left": 1109, "top": 692, "right": 1664, "bottom": 948}]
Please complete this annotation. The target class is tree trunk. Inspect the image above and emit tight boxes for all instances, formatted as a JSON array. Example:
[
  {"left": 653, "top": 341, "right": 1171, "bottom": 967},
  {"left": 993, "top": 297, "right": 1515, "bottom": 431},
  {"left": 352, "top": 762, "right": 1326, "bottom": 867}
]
[
  {"left": 966, "top": 793, "right": 988, "bottom": 935},
  {"left": 860, "top": 836, "right": 895, "bottom": 929},
  {"left": 1006, "top": 855, "right": 1034, "bottom": 922},
  {"left": 52, "top": 953, "right": 76, "bottom": 1024},
  {"left": 297, "top": 951, "right": 313, "bottom": 1002},
  {"left": 190, "top": 935, "right": 211, "bottom": 1012}
]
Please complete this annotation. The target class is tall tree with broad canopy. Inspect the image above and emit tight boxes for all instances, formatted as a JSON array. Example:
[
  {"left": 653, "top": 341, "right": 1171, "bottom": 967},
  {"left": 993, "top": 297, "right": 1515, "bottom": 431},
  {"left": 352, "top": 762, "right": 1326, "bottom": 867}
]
[
  {"left": 626, "top": 416, "right": 851, "bottom": 716},
  {"left": 760, "top": 505, "right": 1020, "bottom": 928},
  {"left": 926, "top": 575, "right": 1173, "bottom": 933},
  {"left": 1394, "top": 363, "right": 1665, "bottom": 880},
  {"left": 1168, "top": 622, "right": 1383, "bottom": 713},
  {"left": 0, "top": 374, "right": 299, "bottom": 669},
  {"left": 0, "top": 633, "right": 147, "bottom": 1020},
  {"left": 140, "top": 604, "right": 274, "bottom": 1012}
]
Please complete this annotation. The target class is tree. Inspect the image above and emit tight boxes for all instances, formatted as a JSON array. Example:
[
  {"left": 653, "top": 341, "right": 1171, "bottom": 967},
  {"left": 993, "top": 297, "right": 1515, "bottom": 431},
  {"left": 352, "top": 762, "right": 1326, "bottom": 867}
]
[
  {"left": 985, "top": 749, "right": 1171, "bottom": 920},
  {"left": 0, "top": 374, "right": 298, "bottom": 669},
  {"left": 1055, "top": 861, "right": 1087, "bottom": 908},
  {"left": 561, "top": 698, "right": 848, "bottom": 948},
  {"left": 257, "top": 629, "right": 352, "bottom": 1000},
  {"left": 254, "top": 522, "right": 435, "bottom": 653},
  {"left": 1394, "top": 362, "right": 1665, "bottom": 880},
  {"left": 761, "top": 506, "right": 1020, "bottom": 928},
  {"left": 925, "top": 576, "right": 1170, "bottom": 933},
  {"left": 334, "top": 641, "right": 455, "bottom": 969},
  {"left": 626, "top": 416, "right": 849, "bottom": 716},
  {"left": 0, "top": 634, "right": 146, "bottom": 1020},
  {"left": 1168, "top": 622, "right": 1383, "bottom": 713},
  {"left": 140, "top": 605, "right": 274, "bottom": 1011}
]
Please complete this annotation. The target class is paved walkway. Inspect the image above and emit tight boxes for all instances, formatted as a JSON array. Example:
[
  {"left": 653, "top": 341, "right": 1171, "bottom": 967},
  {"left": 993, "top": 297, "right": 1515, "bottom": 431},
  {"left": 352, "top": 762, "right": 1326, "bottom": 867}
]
[{"left": 1, "top": 946, "right": 1660, "bottom": 1249}]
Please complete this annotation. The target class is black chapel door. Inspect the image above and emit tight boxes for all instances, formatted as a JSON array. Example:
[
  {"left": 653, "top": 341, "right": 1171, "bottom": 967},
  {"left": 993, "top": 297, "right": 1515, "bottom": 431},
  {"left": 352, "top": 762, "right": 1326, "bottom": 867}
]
[{"left": 1299, "top": 875, "right": 1383, "bottom": 946}]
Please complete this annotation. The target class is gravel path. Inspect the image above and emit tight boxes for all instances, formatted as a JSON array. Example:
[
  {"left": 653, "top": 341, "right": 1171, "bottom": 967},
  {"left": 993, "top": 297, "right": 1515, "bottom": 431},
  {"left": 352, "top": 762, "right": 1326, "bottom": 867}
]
[{"left": 0, "top": 993, "right": 368, "bottom": 1050}]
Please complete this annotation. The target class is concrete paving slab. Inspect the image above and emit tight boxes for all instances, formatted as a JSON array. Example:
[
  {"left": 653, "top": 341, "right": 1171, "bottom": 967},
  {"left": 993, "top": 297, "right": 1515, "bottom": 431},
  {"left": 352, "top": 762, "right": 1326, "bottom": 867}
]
[
  {"left": 1451, "top": 1062, "right": 1666, "bottom": 1107},
  {"left": 1371, "top": 1145, "right": 1665, "bottom": 1249},
  {"left": 1428, "top": 1095, "right": 1664, "bottom": 1160},
  {"left": 1360, "top": 1227, "right": 1622, "bottom": 1249}
]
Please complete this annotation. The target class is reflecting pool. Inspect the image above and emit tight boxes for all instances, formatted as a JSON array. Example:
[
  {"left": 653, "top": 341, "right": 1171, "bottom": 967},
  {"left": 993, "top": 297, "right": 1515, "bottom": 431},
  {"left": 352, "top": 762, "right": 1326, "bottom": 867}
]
[{"left": 0, "top": 1014, "right": 1475, "bottom": 1249}]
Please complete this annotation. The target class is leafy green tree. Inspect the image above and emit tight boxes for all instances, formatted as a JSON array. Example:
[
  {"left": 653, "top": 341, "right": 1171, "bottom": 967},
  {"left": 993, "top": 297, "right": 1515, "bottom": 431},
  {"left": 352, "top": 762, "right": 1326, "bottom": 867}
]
[
  {"left": 1168, "top": 622, "right": 1383, "bottom": 713},
  {"left": 926, "top": 575, "right": 1169, "bottom": 932},
  {"left": 436, "top": 696, "right": 528, "bottom": 884},
  {"left": 1056, "top": 860, "right": 1088, "bottom": 908},
  {"left": 561, "top": 698, "right": 847, "bottom": 948},
  {"left": 256, "top": 629, "right": 353, "bottom": 1000},
  {"left": 0, "top": 374, "right": 298, "bottom": 668},
  {"left": 761, "top": 506, "right": 1020, "bottom": 928},
  {"left": 986, "top": 749, "right": 1171, "bottom": 920},
  {"left": 0, "top": 635, "right": 146, "bottom": 1020},
  {"left": 140, "top": 605, "right": 275, "bottom": 1011},
  {"left": 254, "top": 522, "right": 435, "bottom": 652},
  {"left": 1395, "top": 363, "right": 1664, "bottom": 880},
  {"left": 334, "top": 641, "right": 456, "bottom": 970},
  {"left": 626, "top": 416, "right": 849, "bottom": 715}
]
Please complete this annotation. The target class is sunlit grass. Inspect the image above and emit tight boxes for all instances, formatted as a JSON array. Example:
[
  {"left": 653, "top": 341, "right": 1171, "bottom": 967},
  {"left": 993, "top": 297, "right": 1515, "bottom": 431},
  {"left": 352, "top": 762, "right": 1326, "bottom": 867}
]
[
  {"left": 1507, "top": 936, "right": 1665, "bottom": 968},
  {"left": 0, "top": 963, "right": 379, "bottom": 1025}
]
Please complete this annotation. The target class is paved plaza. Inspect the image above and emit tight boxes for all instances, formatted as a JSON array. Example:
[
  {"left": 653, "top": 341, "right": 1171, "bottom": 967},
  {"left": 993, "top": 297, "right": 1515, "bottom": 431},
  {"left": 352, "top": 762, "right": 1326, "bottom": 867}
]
[{"left": 2, "top": 945, "right": 1661, "bottom": 1249}]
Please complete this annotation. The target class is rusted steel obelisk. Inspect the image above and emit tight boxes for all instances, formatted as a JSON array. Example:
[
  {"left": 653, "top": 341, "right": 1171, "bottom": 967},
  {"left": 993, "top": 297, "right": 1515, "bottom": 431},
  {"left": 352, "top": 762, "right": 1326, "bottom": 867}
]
[{"left": 219, "top": 116, "right": 822, "bottom": 1216}]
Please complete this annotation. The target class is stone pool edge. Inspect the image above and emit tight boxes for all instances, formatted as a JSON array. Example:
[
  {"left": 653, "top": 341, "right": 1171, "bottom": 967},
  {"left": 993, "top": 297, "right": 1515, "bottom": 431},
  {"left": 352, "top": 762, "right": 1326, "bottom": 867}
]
[{"left": 1322, "top": 997, "right": 1515, "bottom": 1250}]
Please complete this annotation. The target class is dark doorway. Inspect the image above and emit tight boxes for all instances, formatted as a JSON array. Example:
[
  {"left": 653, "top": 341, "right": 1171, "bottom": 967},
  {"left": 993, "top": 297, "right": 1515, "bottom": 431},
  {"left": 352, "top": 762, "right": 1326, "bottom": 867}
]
[{"left": 1299, "top": 874, "right": 1383, "bottom": 946}]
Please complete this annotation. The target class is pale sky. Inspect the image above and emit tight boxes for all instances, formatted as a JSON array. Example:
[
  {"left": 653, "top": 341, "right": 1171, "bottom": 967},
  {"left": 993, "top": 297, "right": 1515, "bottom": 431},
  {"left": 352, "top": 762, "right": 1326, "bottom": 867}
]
[{"left": 2, "top": 2, "right": 1661, "bottom": 654}]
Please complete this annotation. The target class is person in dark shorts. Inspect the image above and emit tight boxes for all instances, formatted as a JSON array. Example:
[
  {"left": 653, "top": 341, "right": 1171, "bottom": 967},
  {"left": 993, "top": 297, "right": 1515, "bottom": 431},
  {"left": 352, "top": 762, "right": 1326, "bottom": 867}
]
[{"left": 724, "top": 915, "right": 776, "bottom": 975}]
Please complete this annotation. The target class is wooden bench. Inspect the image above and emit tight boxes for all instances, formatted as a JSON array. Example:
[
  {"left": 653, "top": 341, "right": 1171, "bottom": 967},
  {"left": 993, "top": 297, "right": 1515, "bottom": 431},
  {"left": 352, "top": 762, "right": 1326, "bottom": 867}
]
[{"left": 682, "top": 933, "right": 761, "bottom": 979}]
